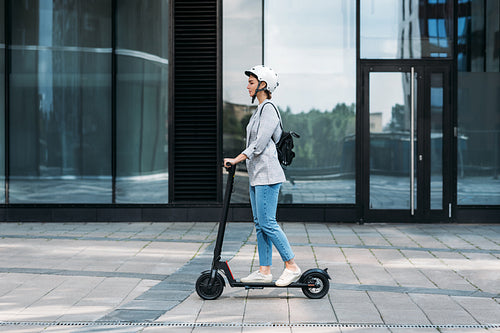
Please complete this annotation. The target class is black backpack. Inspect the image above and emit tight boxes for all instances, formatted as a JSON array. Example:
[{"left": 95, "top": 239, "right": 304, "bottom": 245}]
[{"left": 261, "top": 103, "right": 300, "bottom": 167}]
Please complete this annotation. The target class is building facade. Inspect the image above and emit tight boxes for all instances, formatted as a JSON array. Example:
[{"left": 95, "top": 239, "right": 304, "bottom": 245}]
[{"left": 0, "top": 0, "right": 498, "bottom": 223}]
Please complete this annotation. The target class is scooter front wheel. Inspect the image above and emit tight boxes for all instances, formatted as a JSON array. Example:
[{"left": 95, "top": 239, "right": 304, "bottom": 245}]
[
  {"left": 301, "top": 271, "right": 329, "bottom": 299},
  {"left": 196, "top": 271, "right": 224, "bottom": 300}
]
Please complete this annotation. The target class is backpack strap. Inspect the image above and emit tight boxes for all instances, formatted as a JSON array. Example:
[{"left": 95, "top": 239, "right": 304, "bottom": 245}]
[
  {"left": 260, "top": 102, "right": 283, "bottom": 130},
  {"left": 258, "top": 102, "right": 282, "bottom": 144}
]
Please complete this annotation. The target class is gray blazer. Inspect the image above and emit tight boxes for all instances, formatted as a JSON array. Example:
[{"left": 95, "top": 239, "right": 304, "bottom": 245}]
[{"left": 242, "top": 100, "right": 286, "bottom": 186}]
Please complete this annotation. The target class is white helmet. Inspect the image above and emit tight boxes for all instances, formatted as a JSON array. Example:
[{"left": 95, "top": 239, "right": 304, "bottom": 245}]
[{"left": 245, "top": 65, "right": 279, "bottom": 93}]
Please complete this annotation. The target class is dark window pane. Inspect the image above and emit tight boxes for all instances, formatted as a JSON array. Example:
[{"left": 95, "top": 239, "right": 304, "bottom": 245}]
[
  {"left": 457, "top": 0, "right": 500, "bottom": 205},
  {"left": 430, "top": 73, "right": 444, "bottom": 209},
  {"left": 361, "top": 0, "right": 453, "bottom": 58},
  {"left": 115, "top": 0, "right": 169, "bottom": 203},
  {"left": 9, "top": 0, "right": 112, "bottom": 203}
]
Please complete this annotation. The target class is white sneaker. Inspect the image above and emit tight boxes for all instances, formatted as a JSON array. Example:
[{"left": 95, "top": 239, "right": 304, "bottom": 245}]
[
  {"left": 240, "top": 270, "right": 272, "bottom": 283},
  {"left": 275, "top": 268, "right": 301, "bottom": 286}
]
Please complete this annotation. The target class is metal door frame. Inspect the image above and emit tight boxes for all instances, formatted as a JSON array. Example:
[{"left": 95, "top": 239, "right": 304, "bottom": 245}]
[{"left": 360, "top": 60, "right": 453, "bottom": 222}]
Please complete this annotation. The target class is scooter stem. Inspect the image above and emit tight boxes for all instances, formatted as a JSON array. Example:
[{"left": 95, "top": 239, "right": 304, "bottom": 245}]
[{"left": 212, "top": 163, "right": 236, "bottom": 267}]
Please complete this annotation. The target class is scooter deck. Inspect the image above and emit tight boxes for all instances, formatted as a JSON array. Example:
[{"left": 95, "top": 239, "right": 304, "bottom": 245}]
[{"left": 232, "top": 281, "right": 314, "bottom": 289}]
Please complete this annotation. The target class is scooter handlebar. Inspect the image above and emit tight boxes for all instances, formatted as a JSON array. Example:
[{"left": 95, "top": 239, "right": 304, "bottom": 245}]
[{"left": 224, "top": 162, "right": 236, "bottom": 174}]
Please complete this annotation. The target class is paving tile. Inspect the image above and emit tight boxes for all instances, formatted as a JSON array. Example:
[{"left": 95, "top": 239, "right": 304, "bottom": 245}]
[
  {"left": 244, "top": 297, "right": 289, "bottom": 323},
  {"left": 292, "top": 327, "right": 341, "bottom": 333},
  {"left": 367, "top": 292, "right": 431, "bottom": 325},
  {"left": 390, "top": 329, "right": 439, "bottom": 333},
  {"left": 329, "top": 290, "right": 383, "bottom": 323},
  {"left": 196, "top": 297, "right": 246, "bottom": 323},
  {"left": 156, "top": 293, "right": 203, "bottom": 322},
  {"left": 452, "top": 296, "right": 500, "bottom": 324},
  {"left": 343, "top": 249, "right": 398, "bottom": 286},
  {"left": 410, "top": 294, "right": 477, "bottom": 325},
  {"left": 192, "top": 327, "right": 245, "bottom": 333},
  {"left": 0, "top": 326, "right": 45, "bottom": 333},
  {"left": 305, "top": 223, "right": 335, "bottom": 244},
  {"left": 243, "top": 327, "right": 290, "bottom": 333},
  {"left": 339, "top": 327, "right": 391, "bottom": 332},
  {"left": 143, "top": 327, "right": 192, "bottom": 333},
  {"left": 99, "top": 309, "right": 166, "bottom": 322},
  {"left": 439, "top": 329, "right": 491, "bottom": 333},
  {"left": 288, "top": 297, "right": 336, "bottom": 323}
]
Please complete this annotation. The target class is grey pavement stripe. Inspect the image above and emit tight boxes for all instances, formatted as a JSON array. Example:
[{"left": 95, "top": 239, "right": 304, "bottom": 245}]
[
  {"left": 99, "top": 223, "right": 254, "bottom": 322},
  {"left": 0, "top": 267, "right": 167, "bottom": 281},
  {"left": 4, "top": 234, "right": 499, "bottom": 254},
  {"left": 331, "top": 282, "right": 500, "bottom": 298},
  {"left": 1, "top": 321, "right": 499, "bottom": 329},
  {"left": 0, "top": 234, "right": 212, "bottom": 244},
  {"left": 259, "top": 241, "right": 500, "bottom": 255}
]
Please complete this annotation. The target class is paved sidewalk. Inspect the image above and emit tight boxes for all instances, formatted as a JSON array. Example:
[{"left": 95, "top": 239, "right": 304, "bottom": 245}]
[{"left": 0, "top": 222, "right": 499, "bottom": 332}]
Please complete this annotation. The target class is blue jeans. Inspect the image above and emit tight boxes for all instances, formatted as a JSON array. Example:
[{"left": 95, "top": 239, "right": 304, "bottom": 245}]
[{"left": 249, "top": 183, "right": 295, "bottom": 266}]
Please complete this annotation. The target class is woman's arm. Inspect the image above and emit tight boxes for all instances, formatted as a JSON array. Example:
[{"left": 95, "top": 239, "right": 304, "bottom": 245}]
[{"left": 224, "top": 154, "right": 247, "bottom": 166}]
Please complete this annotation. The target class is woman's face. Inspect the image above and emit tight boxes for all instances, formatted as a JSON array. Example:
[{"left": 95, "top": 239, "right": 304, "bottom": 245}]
[{"left": 247, "top": 76, "right": 266, "bottom": 97}]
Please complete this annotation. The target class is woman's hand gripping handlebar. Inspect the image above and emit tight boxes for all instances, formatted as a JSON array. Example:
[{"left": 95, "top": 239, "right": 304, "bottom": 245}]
[{"left": 224, "top": 161, "right": 236, "bottom": 175}]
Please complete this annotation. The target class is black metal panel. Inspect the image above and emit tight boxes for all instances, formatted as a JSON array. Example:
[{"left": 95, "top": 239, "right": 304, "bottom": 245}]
[
  {"left": 6, "top": 208, "right": 52, "bottom": 222},
  {"left": 171, "top": 0, "right": 220, "bottom": 202},
  {"left": 456, "top": 207, "right": 500, "bottom": 223},
  {"left": 52, "top": 208, "right": 98, "bottom": 222},
  {"left": 97, "top": 208, "right": 142, "bottom": 222}
]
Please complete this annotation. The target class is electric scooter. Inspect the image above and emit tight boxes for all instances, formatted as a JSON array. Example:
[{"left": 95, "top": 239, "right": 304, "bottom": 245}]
[{"left": 195, "top": 163, "right": 331, "bottom": 300}]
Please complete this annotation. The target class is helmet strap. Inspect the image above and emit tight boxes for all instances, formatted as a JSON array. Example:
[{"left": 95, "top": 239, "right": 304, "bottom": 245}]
[{"left": 251, "top": 80, "right": 266, "bottom": 104}]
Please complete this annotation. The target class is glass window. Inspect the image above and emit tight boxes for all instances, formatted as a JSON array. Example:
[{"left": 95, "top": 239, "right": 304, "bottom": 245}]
[
  {"left": 0, "top": 0, "right": 4, "bottom": 202},
  {"left": 457, "top": 1, "right": 500, "bottom": 205},
  {"left": 430, "top": 73, "right": 444, "bottom": 209},
  {"left": 9, "top": 0, "right": 112, "bottom": 203},
  {"left": 369, "top": 72, "right": 417, "bottom": 210},
  {"left": 265, "top": 0, "right": 356, "bottom": 204},
  {"left": 222, "top": 0, "right": 262, "bottom": 203},
  {"left": 361, "top": 0, "right": 453, "bottom": 59},
  {"left": 116, "top": 0, "right": 169, "bottom": 203}
]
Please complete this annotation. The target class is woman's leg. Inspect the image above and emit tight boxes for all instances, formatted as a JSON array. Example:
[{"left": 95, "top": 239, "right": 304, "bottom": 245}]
[
  {"left": 249, "top": 185, "right": 273, "bottom": 271},
  {"left": 253, "top": 184, "right": 295, "bottom": 264}
]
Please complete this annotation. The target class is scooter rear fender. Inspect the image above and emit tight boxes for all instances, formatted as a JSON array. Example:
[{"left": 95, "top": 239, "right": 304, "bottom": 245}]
[{"left": 299, "top": 268, "right": 331, "bottom": 282}]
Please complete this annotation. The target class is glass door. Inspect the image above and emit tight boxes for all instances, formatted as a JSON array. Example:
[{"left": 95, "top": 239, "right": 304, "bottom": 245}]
[{"left": 362, "top": 64, "right": 451, "bottom": 221}]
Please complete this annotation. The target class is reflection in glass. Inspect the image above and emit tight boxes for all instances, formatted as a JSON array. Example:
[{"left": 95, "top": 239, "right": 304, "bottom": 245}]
[
  {"left": 457, "top": 0, "right": 500, "bottom": 205},
  {"left": 430, "top": 73, "right": 443, "bottom": 209},
  {"left": 369, "top": 72, "right": 417, "bottom": 210},
  {"left": 361, "top": 0, "right": 453, "bottom": 59},
  {"left": 0, "top": 0, "right": 4, "bottom": 202},
  {"left": 222, "top": 0, "right": 262, "bottom": 203},
  {"left": 9, "top": 0, "right": 112, "bottom": 203},
  {"left": 265, "top": 0, "right": 356, "bottom": 204},
  {"left": 116, "top": 0, "right": 169, "bottom": 203},
  {"left": 223, "top": 1, "right": 356, "bottom": 204}
]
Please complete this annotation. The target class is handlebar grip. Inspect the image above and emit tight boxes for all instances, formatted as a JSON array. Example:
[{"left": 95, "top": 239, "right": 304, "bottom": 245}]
[{"left": 224, "top": 162, "right": 236, "bottom": 174}]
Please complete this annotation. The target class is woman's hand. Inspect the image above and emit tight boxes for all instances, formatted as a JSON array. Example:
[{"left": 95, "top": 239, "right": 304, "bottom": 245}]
[
  {"left": 224, "top": 158, "right": 236, "bottom": 167},
  {"left": 224, "top": 154, "right": 248, "bottom": 167}
]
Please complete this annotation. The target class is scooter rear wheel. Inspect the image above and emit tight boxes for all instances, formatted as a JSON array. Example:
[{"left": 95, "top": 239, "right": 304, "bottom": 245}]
[
  {"left": 301, "top": 271, "right": 329, "bottom": 299},
  {"left": 196, "top": 271, "right": 224, "bottom": 300}
]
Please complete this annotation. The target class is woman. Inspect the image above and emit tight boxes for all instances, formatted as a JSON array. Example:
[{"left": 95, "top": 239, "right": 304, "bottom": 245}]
[{"left": 224, "top": 65, "right": 301, "bottom": 287}]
